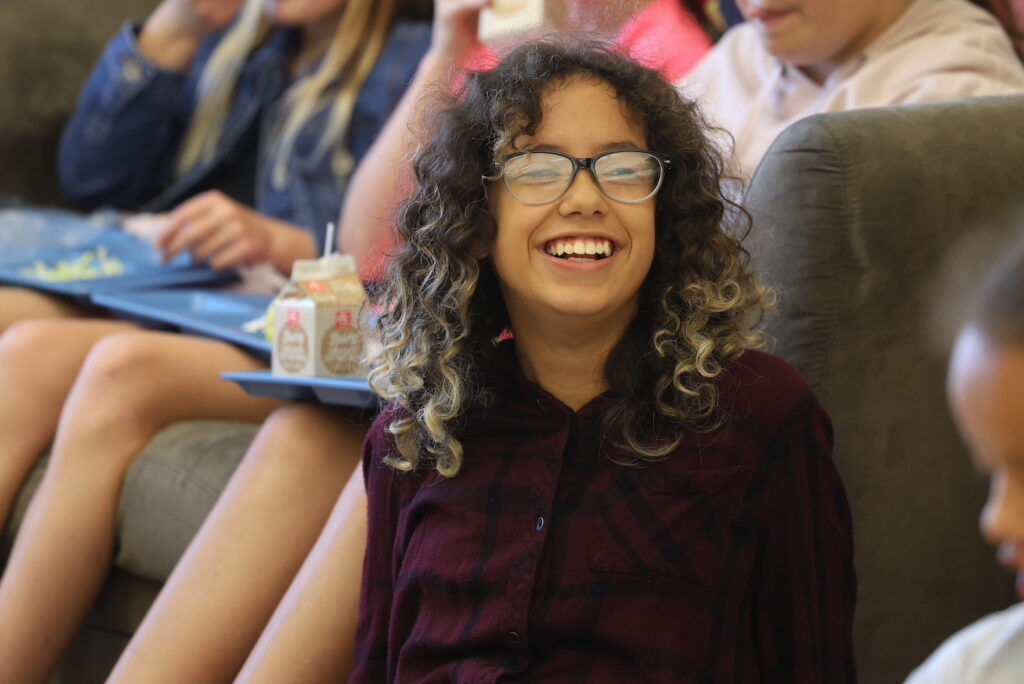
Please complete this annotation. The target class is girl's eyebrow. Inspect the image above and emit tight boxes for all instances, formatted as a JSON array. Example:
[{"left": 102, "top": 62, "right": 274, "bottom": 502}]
[{"left": 523, "top": 141, "right": 645, "bottom": 154}]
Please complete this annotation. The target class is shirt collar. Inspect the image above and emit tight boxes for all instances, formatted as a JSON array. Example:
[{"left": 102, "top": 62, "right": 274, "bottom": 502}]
[{"left": 485, "top": 339, "right": 614, "bottom": 420}]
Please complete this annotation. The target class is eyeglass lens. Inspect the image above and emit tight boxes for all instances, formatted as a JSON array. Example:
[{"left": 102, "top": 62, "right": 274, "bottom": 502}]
[{"left": 501, "top": 151, "right": 663, "bottom": 204}]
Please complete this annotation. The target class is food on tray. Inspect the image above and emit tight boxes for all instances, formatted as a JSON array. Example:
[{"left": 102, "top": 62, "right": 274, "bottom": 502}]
[
  {"left": 20, "top": 246, "right": 126, "bottom": 281},
  {"left": 264, "top": 305, "right": 275, "bottom": 342},
  {"left": 239, "top": 307, "right": 276, "bottom": 342}
]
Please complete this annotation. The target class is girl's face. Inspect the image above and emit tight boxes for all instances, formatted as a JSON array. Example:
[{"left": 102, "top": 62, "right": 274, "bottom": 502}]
[
  {"left": 735, "top": 0, "right": 914, "bottom": 82},
  {"left": 264, "top": 0, "right": 346, "bottom": 26},
  {"left": 948, "top": 326, "right": 1024, "bottom": 601},
  {"left": 486, "top": 77, "right": 656, "bottom": 335}
]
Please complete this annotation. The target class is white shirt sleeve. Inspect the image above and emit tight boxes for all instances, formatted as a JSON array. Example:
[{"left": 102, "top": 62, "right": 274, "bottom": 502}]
[{"left": 905, "top": 603, "right": 1024, "bottom": 684}]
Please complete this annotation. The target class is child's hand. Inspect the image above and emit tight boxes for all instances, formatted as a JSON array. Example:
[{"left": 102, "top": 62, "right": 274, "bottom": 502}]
[
  {"left": 156, "top": 190, "right": 273, "bottom": 271},
  {"left": 154, "top": 0, "right": 246, "bottom": 37},
  {"left": 430, "top": 0, "right": 490, "bottom": 66},
  {"left": 140, "top": 0, "right": 246, "bottom": 70}
]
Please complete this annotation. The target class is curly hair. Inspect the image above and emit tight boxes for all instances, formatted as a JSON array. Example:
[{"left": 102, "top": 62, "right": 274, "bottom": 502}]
[{"left": 368, "top": 41, "right": 770, "bottom": 477}]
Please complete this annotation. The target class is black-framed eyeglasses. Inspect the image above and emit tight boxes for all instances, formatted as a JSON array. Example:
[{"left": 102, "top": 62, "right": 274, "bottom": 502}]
[{"left": 485, "top": 150, "right": 672, "bottom": 205}]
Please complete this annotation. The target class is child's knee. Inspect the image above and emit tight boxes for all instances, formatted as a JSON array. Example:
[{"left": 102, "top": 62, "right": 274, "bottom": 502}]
[
  {"left": 278, "top": 404, "right": 367, "bottom": 448},
  {"left": 265, "top": 403, "right": 332, "bottom": 434},
  {"left": 75, "top": 332, "right": 170, "bottom": 407},
  {"left": 0, "top": 320, "right": 71, "bottom": 365},
  {"left": 254, "top": 405, "right": 366, "bottom": 472}
]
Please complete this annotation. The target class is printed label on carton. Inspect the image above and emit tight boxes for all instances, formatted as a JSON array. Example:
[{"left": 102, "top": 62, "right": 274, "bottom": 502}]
[{"left": 275, "top": 310, "right": 309, "bottom": 373}]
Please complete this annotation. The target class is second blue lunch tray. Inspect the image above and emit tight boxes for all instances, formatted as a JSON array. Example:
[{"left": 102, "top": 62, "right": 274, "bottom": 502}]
[{"left": 222, "top": 371, "right": 377, "bottom": 409}]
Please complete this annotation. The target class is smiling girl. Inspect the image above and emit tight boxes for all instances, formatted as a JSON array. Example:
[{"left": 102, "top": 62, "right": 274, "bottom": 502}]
[{"left": 352, "top": 41, "right": 856, "bottom": 682}]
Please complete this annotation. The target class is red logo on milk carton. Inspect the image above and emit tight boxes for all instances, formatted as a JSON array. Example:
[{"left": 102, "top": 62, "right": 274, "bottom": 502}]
[
  {"left": 335, "top": 311, "right": 353, "bottom": 329},
  {"left": 286, "top": 310, "right": 302, "bottom": 327},
  {"left": 306, "top": 280, "right": 327, "bottom": 293}
]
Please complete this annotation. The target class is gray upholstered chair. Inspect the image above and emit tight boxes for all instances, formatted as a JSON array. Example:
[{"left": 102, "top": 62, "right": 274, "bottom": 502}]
[{"left": 743, "top": 93, "right": 1024, "bottom": 683}]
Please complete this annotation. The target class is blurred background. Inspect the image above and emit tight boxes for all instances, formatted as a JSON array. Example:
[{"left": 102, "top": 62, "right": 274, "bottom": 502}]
[{"left": 0, "top": 0, "right": 159, "bottom": 207}]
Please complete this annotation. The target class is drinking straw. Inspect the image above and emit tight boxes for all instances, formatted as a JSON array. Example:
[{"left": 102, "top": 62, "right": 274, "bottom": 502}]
[{"left": 323, "top": 221, "right": 336, "bottom": 257}]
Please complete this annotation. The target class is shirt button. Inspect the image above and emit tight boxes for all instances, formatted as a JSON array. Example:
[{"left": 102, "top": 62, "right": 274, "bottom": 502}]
[
  {"left": 535, "top": 516, "right": 545, "bottom": 531},
  {"left": 121, "top": 58, "right": 144, "bottom": 83},
  {"left": 507, "top": 631, "right": 520, "bottom": 645}
]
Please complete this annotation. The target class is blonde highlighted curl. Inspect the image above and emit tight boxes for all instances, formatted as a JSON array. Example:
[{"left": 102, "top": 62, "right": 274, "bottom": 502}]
[{"left": 368, "top": 42, "right": 771, "bottom": 477}]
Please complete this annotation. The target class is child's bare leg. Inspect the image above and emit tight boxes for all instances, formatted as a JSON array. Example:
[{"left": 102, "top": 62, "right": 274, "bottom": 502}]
[
  {"left": 0, "top": 287, "right": 92, "bottom": 333},
  {"left": 0, "top": 331, "right": 283, "bottom": 683},
  {"left": 237, "top": 461, "right": 368, "bottom": 683},
  {"left": 108, "top": 403, "right": 368, "bottom": 684},
  {"left": 0, "top": 318, "right": 137, "bottom": 529}
]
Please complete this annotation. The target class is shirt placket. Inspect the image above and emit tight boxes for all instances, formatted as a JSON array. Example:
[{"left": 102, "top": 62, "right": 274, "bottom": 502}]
[{"left": 498, "top": 408, "right": 572, "bottom": 670}]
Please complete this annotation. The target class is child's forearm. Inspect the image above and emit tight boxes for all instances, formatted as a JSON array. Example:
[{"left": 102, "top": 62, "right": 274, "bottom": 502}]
[{"left": 337, "top": 51, "right": 457, "bottom": 276}]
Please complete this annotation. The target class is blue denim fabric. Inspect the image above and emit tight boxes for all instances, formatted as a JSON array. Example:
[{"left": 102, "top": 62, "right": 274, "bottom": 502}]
[
  {"left": 258, "top": 18, "right": 432, "bottom": 248},
  {"left": 58, "top": 19, "right": 431, "bottom": 248}
]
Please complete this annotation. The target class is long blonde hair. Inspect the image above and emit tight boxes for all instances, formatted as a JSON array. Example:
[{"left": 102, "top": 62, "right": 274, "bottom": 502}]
[{"left": 175, "top": 0, "right": 398, "bottom": 188}]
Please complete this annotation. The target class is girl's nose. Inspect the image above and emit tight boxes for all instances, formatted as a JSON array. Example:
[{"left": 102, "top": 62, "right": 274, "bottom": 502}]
[{"left": 558, "top": 169, "right": 607, "bottom": 216}]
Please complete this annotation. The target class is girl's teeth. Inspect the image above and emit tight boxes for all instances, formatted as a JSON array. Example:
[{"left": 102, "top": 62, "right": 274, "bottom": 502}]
[{"left": 546, "top": 238, "right": 613, "bottom": 258}]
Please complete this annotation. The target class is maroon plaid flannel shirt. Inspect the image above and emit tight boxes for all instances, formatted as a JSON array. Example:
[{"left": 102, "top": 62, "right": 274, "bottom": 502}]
[{"left": 353, "top": 349, "right": 856, "bottom": 683}]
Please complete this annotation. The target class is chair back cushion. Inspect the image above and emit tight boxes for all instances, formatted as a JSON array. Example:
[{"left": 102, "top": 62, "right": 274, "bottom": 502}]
[{"left": 744, "top": 93, "right": 1024, "bottom": 682}]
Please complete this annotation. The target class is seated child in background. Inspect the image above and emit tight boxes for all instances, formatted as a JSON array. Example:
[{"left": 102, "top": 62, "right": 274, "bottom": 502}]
[
  {"left": 906, "top": 240, "right": 1024, "bottom": 682},
  {"left": 0, "top": 0, "right": 431, "bottom": 331},
  {"left": 352, "top": 40, "right": 856, "bottom": 681},
  {"left": 0, "top": 0, "right": 432, "bottom": 680},
  {"left": 682, "top": 0, "right": 1024, "bottom": 181}
]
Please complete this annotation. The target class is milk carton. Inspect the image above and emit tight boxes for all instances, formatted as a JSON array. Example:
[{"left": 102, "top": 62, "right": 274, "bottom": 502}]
[
  {"left": 271, "top": 253, "right": 367, "bottom": 378},
  {"left": 478, "top": 0, "right": 564, "bottom": 44}
]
